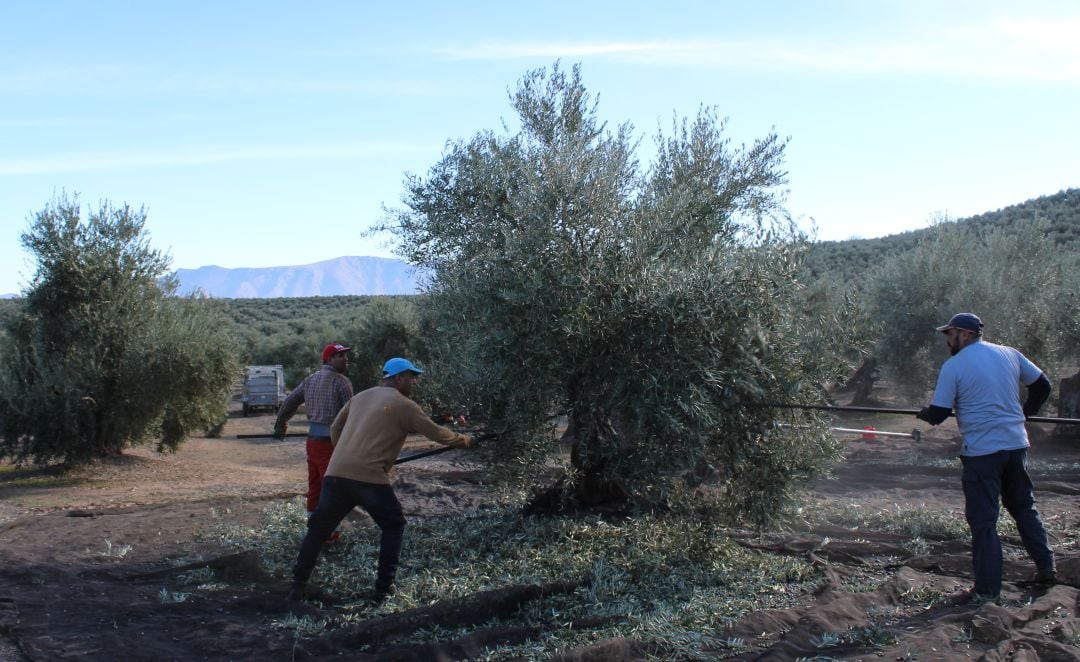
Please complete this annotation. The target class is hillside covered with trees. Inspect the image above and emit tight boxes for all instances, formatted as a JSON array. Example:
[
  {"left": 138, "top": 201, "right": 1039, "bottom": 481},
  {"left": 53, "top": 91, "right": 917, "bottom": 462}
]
[
  {"left": 798, "top": 187, "right": 1079, "bottom": 411},
  {"left": 213, "top": 295, "right": 424, "bottom": 388},
  {"left": 805, "top": 188, "right": 1080, "bottom": 283}
]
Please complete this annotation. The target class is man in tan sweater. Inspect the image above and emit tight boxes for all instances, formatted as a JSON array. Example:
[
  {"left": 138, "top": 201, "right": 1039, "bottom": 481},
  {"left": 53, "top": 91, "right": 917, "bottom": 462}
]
[{"left": 288, "top": 357, "right": 473, "bottom": 602}]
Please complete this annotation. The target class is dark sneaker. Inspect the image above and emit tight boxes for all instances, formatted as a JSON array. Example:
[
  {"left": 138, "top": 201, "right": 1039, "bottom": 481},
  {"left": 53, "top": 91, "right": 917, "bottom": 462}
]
[
  {"left": 288, "top": 582, "right": 335, "bottom": 604},
  {"left": 372, "top": 583, "right": 396, "bottom": 603},
  {"left": 961, "top": 589, "right": 1001, "bottom": 606},
  {"left": 1034, "top": 567, "right": 1056, "bottom": 584}
]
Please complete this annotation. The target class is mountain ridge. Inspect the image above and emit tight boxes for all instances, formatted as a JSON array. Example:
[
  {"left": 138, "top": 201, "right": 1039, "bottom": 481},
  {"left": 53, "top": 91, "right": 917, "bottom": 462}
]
[{"left": 173, "top": 255, "right": 423, "bottom": 298}]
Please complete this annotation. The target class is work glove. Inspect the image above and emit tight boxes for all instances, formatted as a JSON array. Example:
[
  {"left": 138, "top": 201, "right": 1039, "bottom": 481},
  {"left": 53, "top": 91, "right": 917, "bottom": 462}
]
[
  {"left": 459, "top": 434, "right": 474, "bottom": 449},
  {"left": 915, "top": 407, "right": 930, "bottom": 422},
  {"left": 272, "top": 422, "right": 288, "bottom": 439}
]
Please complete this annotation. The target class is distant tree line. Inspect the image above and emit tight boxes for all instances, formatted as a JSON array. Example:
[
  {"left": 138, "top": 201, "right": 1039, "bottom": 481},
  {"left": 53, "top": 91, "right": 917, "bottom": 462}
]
[
  {"left": 804, "top": 188, "right": 1080, "bottom": 284},
  {"left": 224, "top": 294, "right": 427, "bottom": 396},
  {"left": 0, "top": 300, "right": 18, "bottom": 326}
]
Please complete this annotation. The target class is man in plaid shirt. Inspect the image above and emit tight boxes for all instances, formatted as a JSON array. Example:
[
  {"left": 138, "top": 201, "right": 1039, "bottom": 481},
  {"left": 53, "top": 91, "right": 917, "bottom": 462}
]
[{"left": 274, "top": 343, "right": 354, "bottom": 541}]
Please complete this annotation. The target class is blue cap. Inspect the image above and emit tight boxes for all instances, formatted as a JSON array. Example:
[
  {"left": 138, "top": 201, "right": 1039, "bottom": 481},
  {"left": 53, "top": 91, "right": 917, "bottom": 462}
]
[
  {"left": 382, "top": 357, "right": 424, "bottom": 378},
  {"left": 936, "top": 313, "right": 983, "bottom": 334}
]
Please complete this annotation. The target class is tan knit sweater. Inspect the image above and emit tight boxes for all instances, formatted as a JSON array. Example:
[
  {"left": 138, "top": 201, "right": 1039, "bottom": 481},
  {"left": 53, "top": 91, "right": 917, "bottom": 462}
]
[{"left": 327, "top": 385, "right": 469, "bottom": 484}]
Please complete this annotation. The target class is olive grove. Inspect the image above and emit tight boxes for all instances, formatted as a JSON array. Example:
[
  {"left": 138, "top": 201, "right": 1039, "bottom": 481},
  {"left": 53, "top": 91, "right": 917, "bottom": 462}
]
[
  {"left": 342, "top": 296, "right": 425, "bottom": 388},
  {"left": 865, "top": 219, "right": 1080, "bottom": 404},
  {"left": 0, "top": 194, "right": 240, "bottom": 464},
  {"left": 381, "top": 64, "right": 863, "bottom": 525}
]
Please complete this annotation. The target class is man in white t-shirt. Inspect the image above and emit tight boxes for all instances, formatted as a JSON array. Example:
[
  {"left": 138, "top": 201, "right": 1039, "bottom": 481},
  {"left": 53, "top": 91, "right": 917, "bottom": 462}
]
[{"left": 916, "top": 313, "right": 1054, "bottom": 601}]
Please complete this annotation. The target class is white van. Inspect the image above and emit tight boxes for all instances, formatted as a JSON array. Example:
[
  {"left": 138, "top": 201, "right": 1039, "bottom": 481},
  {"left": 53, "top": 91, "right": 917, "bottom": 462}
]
[{"left": 241, "top": 365, "right": 286, "bottom": 416}]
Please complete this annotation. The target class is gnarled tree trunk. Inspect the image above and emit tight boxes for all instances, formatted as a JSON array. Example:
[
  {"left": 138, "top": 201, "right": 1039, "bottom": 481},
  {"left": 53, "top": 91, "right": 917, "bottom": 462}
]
[
  {"left": 1057, "top": 370, "right": 1080, "bottom": 438},
  {"left": 566, "top": 410, "right": 630, "bottom": 507},
  {"left": 526, "top": 410, "right": 631, "bottom": 514},
  {"left": 846, "top": 357, "right": 879, "bottom": 406}
]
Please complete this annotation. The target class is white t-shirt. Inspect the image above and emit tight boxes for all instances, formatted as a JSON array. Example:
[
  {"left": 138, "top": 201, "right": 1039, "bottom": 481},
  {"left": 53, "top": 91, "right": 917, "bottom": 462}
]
[{"left": 930, "top": 340, "right": 1042, "bottom": 456}]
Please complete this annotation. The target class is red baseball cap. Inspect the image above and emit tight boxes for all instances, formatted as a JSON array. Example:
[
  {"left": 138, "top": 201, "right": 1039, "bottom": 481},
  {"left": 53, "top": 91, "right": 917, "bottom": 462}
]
[{"left": 322, "top": 343, "right": 352, "bottom": 362}]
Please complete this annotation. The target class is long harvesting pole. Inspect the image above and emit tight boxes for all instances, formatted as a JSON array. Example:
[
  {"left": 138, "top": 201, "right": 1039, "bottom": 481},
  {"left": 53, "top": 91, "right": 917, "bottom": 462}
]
[{"left": 394, "top": 431, "right": 501, "bottom": 465}]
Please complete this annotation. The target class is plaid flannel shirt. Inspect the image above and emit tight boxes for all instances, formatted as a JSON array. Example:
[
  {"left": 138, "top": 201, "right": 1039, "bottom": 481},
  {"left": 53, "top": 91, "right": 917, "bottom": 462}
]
[{"left": 276, "top": 364, "right": 353, "bottom": 428}]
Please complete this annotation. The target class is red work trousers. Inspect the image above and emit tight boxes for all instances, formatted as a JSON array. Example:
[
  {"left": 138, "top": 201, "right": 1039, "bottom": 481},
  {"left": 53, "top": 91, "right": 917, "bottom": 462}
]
[{"left": 305, "top": 438, "right": 334, "bottom": 513}]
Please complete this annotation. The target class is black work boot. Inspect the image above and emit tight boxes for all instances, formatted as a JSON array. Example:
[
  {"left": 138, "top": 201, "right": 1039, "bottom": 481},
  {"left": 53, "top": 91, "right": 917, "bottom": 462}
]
[
  {"left": 287, "top": 581, "right": 307, "bottom": 602},
  {"left": 1033, "top": 566, "right": 1057, "bottom": 584}
]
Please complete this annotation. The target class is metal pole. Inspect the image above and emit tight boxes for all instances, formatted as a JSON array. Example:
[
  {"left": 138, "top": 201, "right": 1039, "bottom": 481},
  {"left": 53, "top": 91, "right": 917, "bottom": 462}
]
[
  {"left": 760, "top": 403, "right": 1080, "bottom": 426},
  {"left": 777, "top": 422, "right": 921, "bottom": 441},
  {"left": 394, "top": 445, "right": 457, "bottom": 464},
  {"left": 765, "top": 403, "right": 921, "bottom": 415},
  {"left": 830, "top": 426, "right": 918, "bottom": 439}
]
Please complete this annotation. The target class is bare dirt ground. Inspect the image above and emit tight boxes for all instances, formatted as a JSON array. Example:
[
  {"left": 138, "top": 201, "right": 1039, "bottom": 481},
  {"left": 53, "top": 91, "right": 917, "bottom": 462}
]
[
  {"left": 0, "top": 403, "right": 1078, "bottom": 660},
  {"left": 720, "top": 418, "right": 1080, "bottom": 661},
  {"left": 0, "top": 407, "right": 494, "bottom": 661}
]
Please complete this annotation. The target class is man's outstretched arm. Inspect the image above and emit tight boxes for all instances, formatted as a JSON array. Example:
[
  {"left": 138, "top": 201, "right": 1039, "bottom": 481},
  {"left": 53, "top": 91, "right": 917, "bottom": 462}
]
[{"left": 1023, "top": 373, "right": 1052, "bottom": 418}]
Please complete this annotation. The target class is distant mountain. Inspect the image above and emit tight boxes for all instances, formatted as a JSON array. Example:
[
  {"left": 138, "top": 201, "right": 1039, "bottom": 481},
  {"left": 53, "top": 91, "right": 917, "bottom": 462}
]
[{"left": 173, "top": 256, "right": 424, "bottom": 298}]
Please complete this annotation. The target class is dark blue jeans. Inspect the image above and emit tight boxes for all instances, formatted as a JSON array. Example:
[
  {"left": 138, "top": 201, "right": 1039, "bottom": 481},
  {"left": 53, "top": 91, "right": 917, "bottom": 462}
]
[
  {"left": 293, "top": 476, "right": 407, "bottom": 590},
  {"left": 961, "top": 448, "right": 1054, "bottom": 597}
]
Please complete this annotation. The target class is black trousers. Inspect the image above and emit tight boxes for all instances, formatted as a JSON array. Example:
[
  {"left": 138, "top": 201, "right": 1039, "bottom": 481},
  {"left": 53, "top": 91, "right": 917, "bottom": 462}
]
[
  {"left": 293, "top": 475, "right": 407, "bottom": 590},
  {"left": 961, "top": 448, "right": 1054, "bottom": 597}
]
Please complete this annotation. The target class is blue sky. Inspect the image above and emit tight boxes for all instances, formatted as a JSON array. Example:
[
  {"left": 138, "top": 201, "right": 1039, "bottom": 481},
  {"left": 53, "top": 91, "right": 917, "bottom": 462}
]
[{"left": 2, "top": 1, "right": 1078, "bottom": 295}]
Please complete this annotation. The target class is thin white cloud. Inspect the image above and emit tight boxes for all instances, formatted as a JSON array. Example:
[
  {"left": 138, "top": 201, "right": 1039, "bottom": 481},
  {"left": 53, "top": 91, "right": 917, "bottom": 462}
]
[
  {"left": 0, "top": 142, "right": 430, "bottom": 176},
  {"left": 437, "top": 41, "right": 663, "bottom": 60},
  {"left": 0, "top": 116, "right": 97, "bottom": 129},
  {"left": 0, "top": 67, "right": 453, "bottom": 99},
  {"left": 0, "top": 61, "right": 141, "bottom": 96},
  {"left": 941, "top": 17, "right": 1080, "bottom": 82},
  {"left": 154, "top": 75, "right": 446, "bottom": 97},
  {"left": 437, "top": 16, "right": 1080, "bottom": 83}
]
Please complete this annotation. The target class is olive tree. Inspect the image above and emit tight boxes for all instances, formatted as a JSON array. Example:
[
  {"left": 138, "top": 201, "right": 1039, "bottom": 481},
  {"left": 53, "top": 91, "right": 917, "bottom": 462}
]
[
  {"left": 382, "top": 64, "right": 861, "bottom": 525},
  {"left": 0, "top": 194, "right": 240, "bottom": 465},
  {"left": 343, "top": 296, "right": 423, "bottom": 387},
  {"left": 866, "top": 219, "right": 1079, "bottom": 403},
  {"left": 341, "top": 296, "right": 473, "bottom": 419}
]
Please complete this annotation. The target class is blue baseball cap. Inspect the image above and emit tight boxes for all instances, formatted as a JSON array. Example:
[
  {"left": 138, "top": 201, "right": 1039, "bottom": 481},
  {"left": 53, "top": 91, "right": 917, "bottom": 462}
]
[
  {"left": 936, "top": 313, "right": 983, "bottom": 334},
  {"left": 382, "top": 357, "right": 424, "bottom": 378}
]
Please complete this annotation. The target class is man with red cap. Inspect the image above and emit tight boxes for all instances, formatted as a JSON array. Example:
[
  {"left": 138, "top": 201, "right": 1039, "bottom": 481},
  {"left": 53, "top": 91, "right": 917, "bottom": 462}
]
[{"left": 274, "top": 343, "right": 354, "bottom": 541}]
